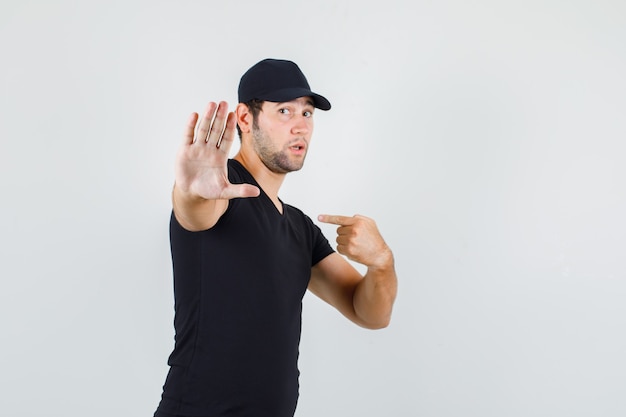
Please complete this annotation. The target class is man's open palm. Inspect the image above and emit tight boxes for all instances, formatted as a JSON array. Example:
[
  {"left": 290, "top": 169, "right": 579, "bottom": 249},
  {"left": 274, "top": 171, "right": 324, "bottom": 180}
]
[{"left": 175, "top": 101, "right": 259, "bottom": 201}]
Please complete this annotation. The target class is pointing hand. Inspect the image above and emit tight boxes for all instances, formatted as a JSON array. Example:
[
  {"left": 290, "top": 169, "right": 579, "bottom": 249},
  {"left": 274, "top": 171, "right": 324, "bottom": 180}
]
[{"left": 318, "top": 214, "right": 393, "bottom": 269}]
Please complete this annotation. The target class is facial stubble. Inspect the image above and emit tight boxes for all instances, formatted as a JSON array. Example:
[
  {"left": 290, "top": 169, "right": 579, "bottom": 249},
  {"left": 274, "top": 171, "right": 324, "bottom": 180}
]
[{"left": 251, "top": 121, "right": 307, "bottom": 174}]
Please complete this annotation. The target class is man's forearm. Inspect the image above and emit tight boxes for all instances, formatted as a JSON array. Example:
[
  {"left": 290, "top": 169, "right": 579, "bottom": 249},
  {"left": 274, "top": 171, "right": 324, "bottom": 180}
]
[
  {"left": 353, "top": 251, "right": 398, "bottom": 329},
  {"left": 172, "top": 183, "right": 228, "bottom": 232}
]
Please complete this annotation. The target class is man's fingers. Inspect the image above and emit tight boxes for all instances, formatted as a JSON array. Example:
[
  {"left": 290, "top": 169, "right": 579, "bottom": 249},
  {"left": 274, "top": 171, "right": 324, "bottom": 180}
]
[
  {"left": 183, "top": 112, "right": 199, "bottom": 145},
  {"left": 318, "top": 214, "right": 355, "bottom": 226},
  {"left": 184, "top": 102, "right": 233, "bottom": 148},
  {"left": 194, "top": 102, "right": 218, "bottom": 144},
  {"left": 206, "top": 101, "right": 229, "bottom": 147},
  {"left": 216, "top": 112, "right": 237, "bottom": 152}
]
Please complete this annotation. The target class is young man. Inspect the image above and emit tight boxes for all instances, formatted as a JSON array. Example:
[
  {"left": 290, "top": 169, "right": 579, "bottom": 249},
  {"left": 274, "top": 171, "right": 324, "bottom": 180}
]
[{"left": 154, "top": 59, "right": 397, "bottom": 417}]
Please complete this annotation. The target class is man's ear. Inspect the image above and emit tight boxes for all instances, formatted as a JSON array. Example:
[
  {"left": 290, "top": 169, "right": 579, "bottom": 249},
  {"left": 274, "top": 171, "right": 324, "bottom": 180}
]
[{"left": 236, "top": 103, "right": 252, "bottom": 135}]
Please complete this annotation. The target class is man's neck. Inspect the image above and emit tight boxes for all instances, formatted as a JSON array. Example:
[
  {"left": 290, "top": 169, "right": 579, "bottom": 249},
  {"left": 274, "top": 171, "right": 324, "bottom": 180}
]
[{"left": 233, "top": 151, "right": 286, "bottom": 210}]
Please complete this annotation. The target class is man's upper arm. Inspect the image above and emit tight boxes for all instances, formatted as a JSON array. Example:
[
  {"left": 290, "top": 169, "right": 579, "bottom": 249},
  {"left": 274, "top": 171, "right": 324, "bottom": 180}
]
[{"left": 309, "top": 252, "right": 367, "bottom": 327}]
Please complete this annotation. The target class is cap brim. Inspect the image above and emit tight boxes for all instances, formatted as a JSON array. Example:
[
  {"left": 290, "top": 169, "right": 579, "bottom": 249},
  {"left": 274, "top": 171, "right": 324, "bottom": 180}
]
[{"left": 258, "top": 87, "right": 331, "bottom": 111}]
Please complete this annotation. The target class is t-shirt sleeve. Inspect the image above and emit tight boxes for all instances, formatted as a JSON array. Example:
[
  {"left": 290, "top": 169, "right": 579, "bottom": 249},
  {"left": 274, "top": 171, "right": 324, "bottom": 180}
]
[{"left": 309, "top": 217, "right": 335, "bottom": 266}]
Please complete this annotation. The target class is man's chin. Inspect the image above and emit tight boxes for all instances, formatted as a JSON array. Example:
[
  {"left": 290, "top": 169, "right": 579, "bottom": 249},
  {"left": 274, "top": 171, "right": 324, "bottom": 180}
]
[
  {"left": 270, "top": 165, "right": 304, "bottom": 174},
  {"left": 267, "top": 157, "right": 306, "bottom": 174}
]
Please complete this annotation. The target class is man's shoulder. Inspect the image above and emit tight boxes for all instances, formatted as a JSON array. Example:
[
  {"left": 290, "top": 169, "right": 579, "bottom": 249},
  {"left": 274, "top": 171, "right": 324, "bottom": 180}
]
[{"left": 284, "top": 203, "right": 319, "bottom": 230}]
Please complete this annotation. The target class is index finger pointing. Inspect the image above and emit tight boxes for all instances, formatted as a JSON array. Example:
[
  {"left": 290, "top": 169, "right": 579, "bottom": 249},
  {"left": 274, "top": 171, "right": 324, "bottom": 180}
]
[{"left": 318, "top": 214, "right": 354, "bottom": 226}]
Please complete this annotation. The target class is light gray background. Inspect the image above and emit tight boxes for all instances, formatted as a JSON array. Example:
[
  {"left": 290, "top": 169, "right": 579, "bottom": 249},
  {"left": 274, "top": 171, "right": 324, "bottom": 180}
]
[{"left": 1, "top": 1, "right": 625, "bottom": 416}]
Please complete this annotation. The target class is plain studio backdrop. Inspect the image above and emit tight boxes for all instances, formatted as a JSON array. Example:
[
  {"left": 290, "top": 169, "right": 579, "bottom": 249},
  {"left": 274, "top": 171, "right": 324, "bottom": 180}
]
[{"left": 1, "top": 1, "right": 625, "bottom": 416}]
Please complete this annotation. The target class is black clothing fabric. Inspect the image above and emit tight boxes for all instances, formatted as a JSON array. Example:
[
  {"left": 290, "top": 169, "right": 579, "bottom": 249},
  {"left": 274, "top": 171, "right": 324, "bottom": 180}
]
[{"left": 155, "top": 159, "right": 334, "bottom": 417}]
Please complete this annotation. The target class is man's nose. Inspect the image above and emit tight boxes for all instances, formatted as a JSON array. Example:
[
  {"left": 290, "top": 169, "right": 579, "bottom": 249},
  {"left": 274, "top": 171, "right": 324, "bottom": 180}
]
[{"left": 291, "top": 115, "right": 311, "bottom": 134}]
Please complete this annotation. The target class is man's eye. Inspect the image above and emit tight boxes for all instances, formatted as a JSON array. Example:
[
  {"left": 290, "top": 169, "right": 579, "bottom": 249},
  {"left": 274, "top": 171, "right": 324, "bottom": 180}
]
[
  {"left": 279, "top": 108, "right": 290, "bottom": 115},
  {"left": 303, "top": 111, "right": 312, "bottom": 117}
]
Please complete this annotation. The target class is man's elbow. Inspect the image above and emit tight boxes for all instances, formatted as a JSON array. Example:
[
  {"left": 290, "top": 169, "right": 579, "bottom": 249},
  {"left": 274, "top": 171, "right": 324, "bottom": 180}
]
[{"left": 359, "top": 314, "right": 392, "bottom": 330}]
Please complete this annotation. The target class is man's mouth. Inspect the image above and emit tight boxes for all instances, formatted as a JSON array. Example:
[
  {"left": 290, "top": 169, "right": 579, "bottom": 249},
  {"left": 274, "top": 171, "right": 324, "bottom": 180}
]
[{"left": 289, "top": 141, "right": 307, "bottom": 152}]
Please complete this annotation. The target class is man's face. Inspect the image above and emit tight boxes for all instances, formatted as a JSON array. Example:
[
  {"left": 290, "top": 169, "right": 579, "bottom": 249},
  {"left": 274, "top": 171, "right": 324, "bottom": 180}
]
[{"left": 251, "top": 97, "right": 315, "bottom": 174}]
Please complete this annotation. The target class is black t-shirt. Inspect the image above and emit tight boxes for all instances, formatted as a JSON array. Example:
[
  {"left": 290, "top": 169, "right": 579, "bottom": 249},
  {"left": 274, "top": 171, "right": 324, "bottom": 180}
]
[{"left": 155, "top": 159, "right": 334, "bottom": 417}]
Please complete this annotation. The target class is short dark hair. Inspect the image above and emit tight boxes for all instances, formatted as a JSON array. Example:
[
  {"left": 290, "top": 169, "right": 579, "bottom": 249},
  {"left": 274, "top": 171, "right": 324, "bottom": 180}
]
[{"left": 236, "top": 99, "right": 264, "bottom": 139}]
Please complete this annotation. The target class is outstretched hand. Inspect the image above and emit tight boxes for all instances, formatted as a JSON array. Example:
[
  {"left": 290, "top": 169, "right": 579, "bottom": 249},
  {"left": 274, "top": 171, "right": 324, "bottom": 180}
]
[
  {"left": 175, "top": 101, "right": 260, "bottom": 201},
  {"left": 318, "top": 214, "right": 393, "bottom": 269}
]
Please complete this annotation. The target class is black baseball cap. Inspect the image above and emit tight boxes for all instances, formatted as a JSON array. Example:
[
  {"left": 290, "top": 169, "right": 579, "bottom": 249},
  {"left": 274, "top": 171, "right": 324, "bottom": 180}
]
[{"left": 238, "top": 58, "right": 331, "bottom": 111}]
